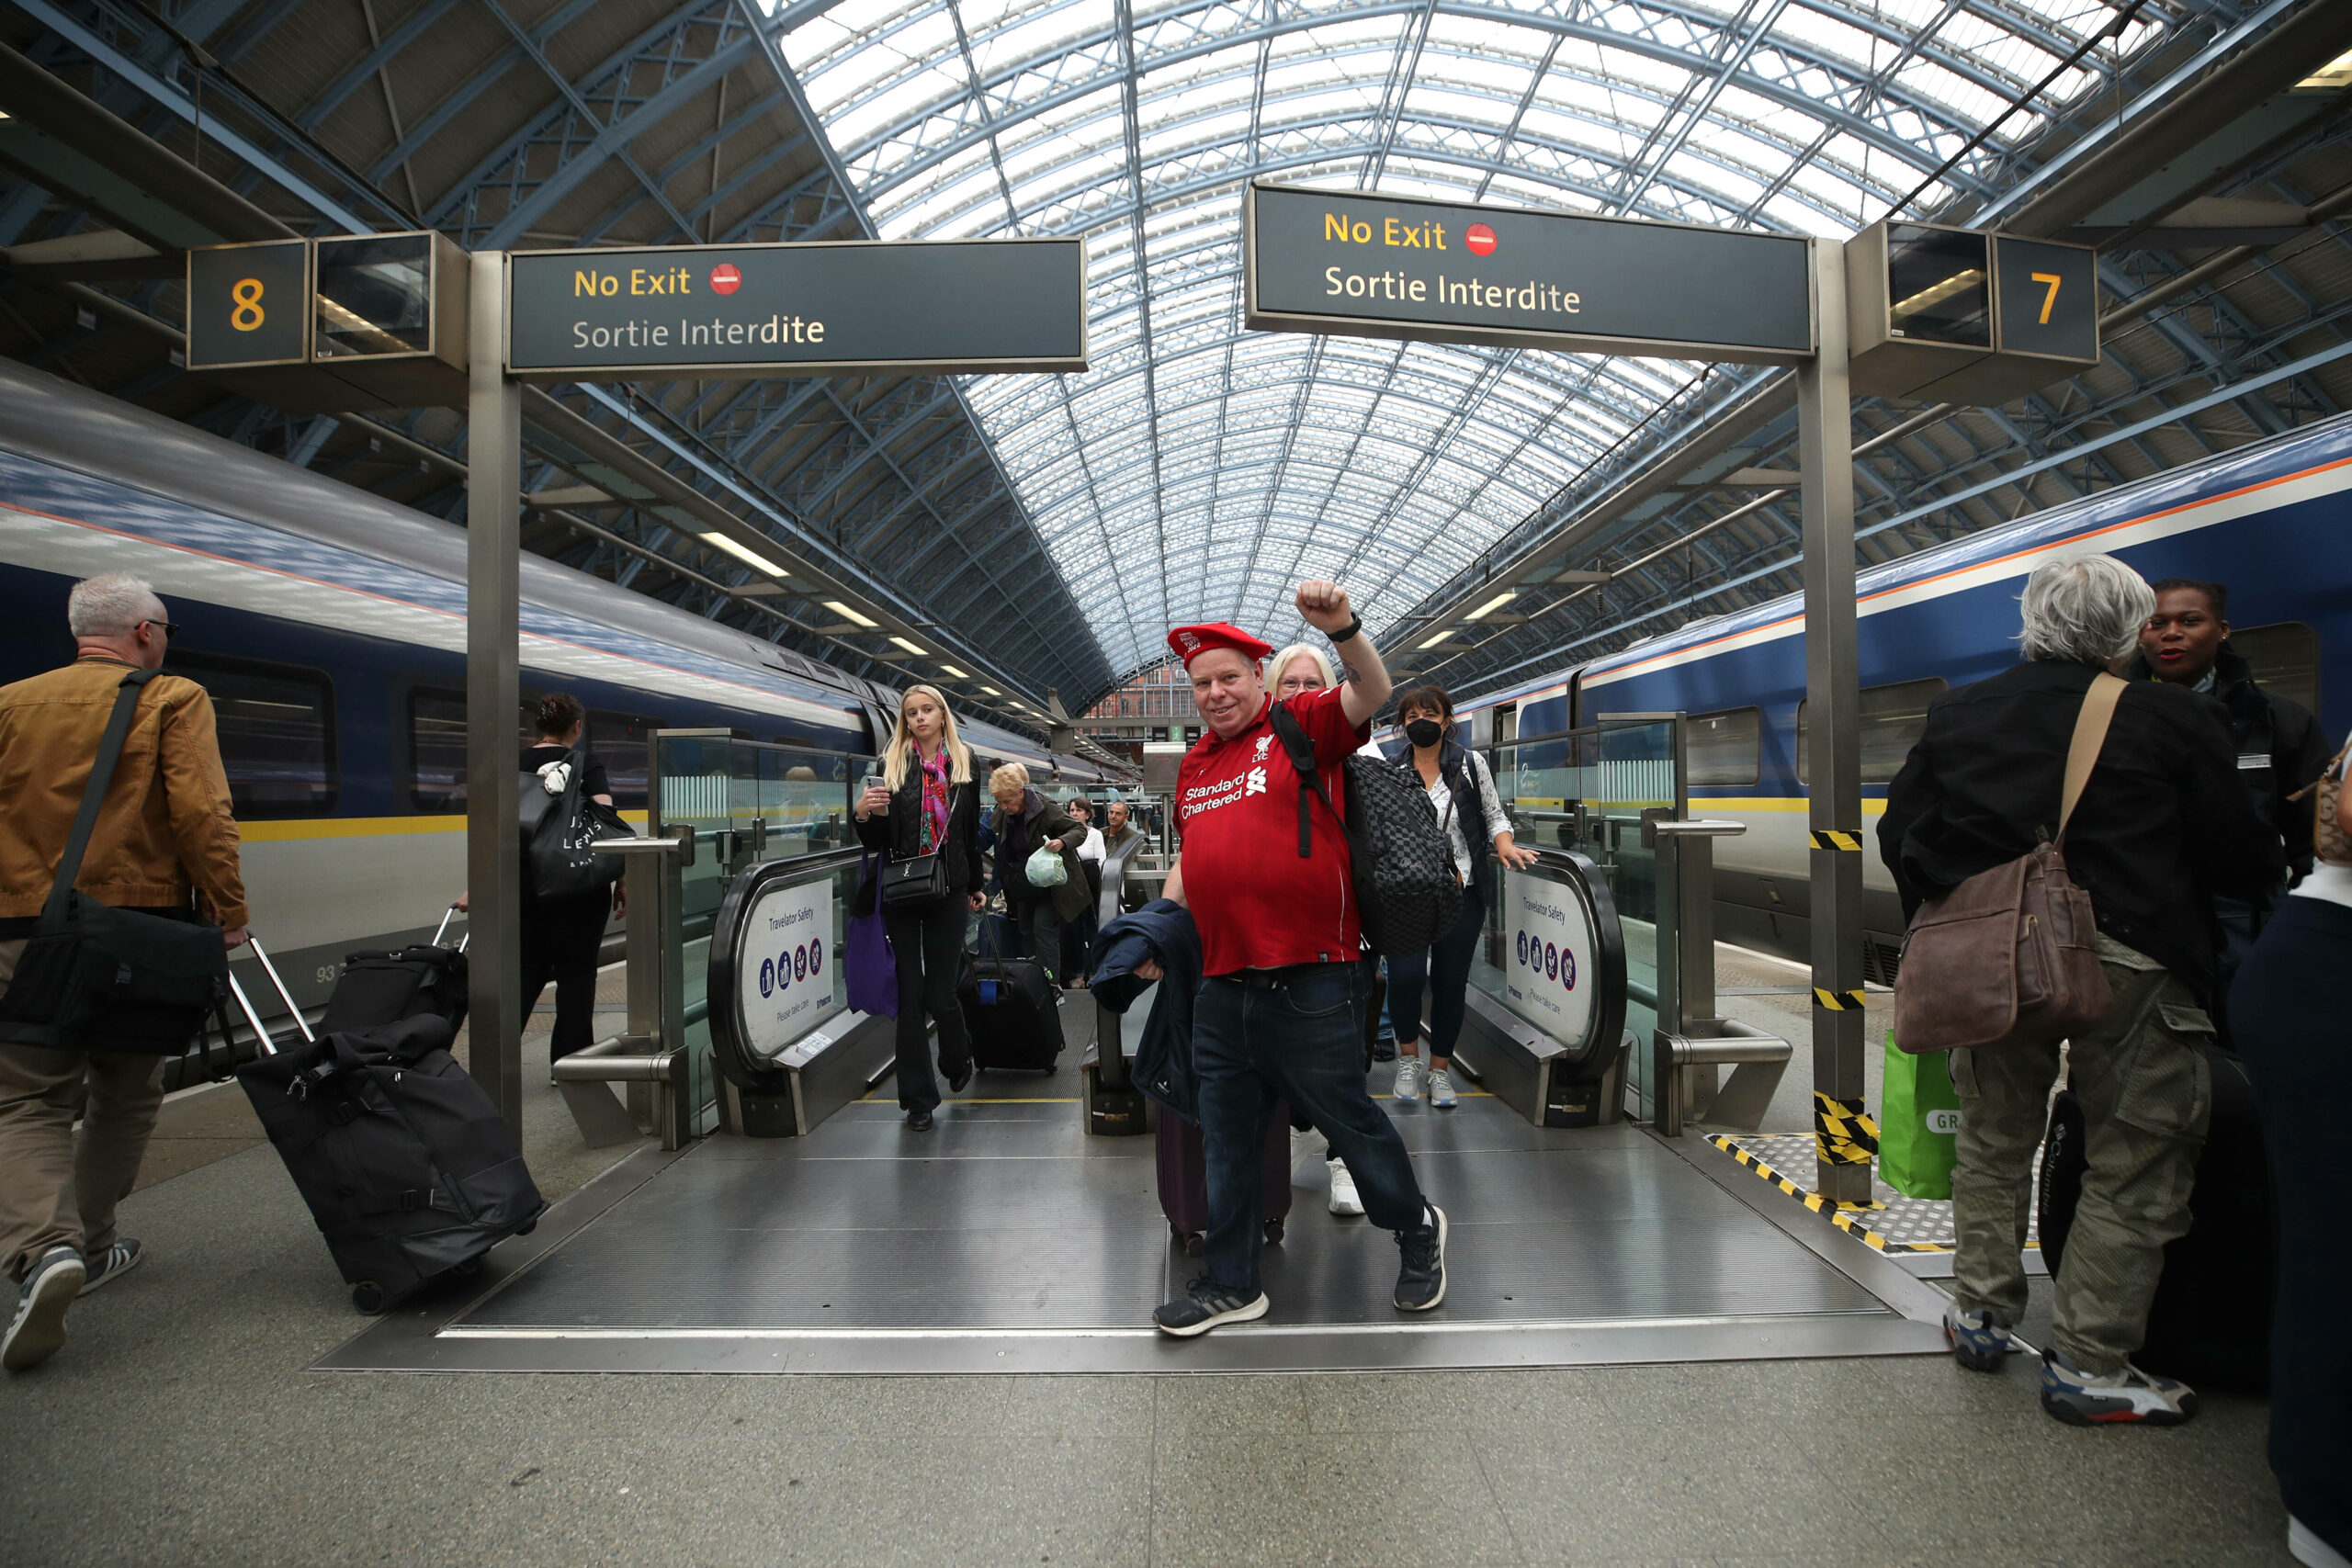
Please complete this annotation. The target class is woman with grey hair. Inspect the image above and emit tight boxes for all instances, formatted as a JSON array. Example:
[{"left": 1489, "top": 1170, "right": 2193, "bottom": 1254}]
[{"left": 1878, "top": 552, "right": 2281, "bottom": 1427}]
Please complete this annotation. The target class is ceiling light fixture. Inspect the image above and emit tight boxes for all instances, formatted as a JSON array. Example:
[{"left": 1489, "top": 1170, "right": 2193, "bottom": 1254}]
[
  {"left": 703, "top": 534, "right": 787, "bottom": 577},
  {"left": 824, "top": 601, "right": 878, "bottom": 628},
  {"left": 1418, "top": 630, "right": 1455, "bottom": 649},
  {"left": 890, "top": 636, "right": 927, "bottom": 656},
  {"left": 1465, "top": 591, "right": 1517, "bottom": 620},
  {"left": 938, "top": 664, "right": 969, "bottom": 679}
]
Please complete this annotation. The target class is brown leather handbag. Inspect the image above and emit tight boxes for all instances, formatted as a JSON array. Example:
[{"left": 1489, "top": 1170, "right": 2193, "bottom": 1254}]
[{"left": 1891, "top": 674, "right": 2122, "bottom": 1055}]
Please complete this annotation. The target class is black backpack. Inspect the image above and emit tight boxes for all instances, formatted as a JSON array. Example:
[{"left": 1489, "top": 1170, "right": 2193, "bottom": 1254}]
[{"left": 1268, "top": 705, "right": 1463, "bottom": 956}]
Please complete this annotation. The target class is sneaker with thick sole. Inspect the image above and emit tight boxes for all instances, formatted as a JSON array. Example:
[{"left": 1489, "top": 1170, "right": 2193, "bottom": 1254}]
[
  {"left": 2040, "top": 1348, "right": 2197, "bottom": 1426},
  {"left": 1394, "top": 1202, "right": 1448, "bottom": 1312},
  {"left": 78, "top": 1239, "right": 141, "bottom": 1296},
  {"left": 2291, "top": 1517, "right": 2352, "bottom": 1568},
  {"left": 4, "top": 1247, "right": 85, "bottom": 1371},
  {"left": 1427, "top": 1067, "right": 1458, "bottom": 1109},
  {"left": 1392, "top": 1056, "right": 1422, "bottom": 1102},
  {"left": 1944, "top": 1303, "right": 2020, "bottom": 1372},
  {"left": 1153, "top": 1275, "right": 1270, "bottom": 1337},
  {"left": 1328, "top": 1158, "right": 1364, "bottom": 1216}
]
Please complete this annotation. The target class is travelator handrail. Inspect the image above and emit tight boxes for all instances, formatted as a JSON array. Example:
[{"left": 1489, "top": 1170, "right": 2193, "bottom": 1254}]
[{"left": 1643, "top": 815, "right": 1792, "bottom": 1136}]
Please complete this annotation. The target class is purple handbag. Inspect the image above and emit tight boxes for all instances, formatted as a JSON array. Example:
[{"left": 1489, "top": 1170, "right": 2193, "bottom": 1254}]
[{"left": 845, "top": 852, "right": 899, "bottom": 1019}]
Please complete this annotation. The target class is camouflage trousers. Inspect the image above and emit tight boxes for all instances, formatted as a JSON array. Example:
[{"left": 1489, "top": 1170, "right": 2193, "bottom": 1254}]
[{"left": 1950, "top": 934, "right": 2213, "bottom": 1375}]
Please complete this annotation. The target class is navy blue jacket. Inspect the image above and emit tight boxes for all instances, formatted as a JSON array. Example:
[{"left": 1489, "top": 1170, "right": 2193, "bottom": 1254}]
[{"left": 1090, "top": 899, "right": 1202, "bottom": 1120}]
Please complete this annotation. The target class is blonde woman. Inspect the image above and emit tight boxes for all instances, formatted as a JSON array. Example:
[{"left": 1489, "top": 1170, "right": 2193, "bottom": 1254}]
[
  {"left": 986, "top": 762, "right": 1087, "bottom": 986},
  {"left": 854, "top": 686, "right": 987, "bottom": 1131},
  {"left": 1263, "top": 642, "right": 1368, "bottom": 1219}
]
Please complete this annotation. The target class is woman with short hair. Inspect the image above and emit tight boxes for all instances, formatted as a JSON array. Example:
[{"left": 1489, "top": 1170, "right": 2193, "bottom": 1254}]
[
  {"left": 1385, "top": 683, "right": 1537, "bottom": 1109},
  {"left": 854, "top": 685, "right": 987, "bottom": 1131},
  {"left": 987, "top": 762, "right": 1089, "bottom": 986},
  {"left": 520, "top": 693, "right": 618, "bottom": 1074}
]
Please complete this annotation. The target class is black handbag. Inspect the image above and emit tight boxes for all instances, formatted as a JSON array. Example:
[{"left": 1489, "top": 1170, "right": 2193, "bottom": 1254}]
[
  {"left": 525, "top": 746, "right": 627, "bottom": 901},
  {"left": 880, "top": 852, "right": 949, "bottom": 908},
  {"left": 0, "top": 668, "right": 229, "bottom": 1051}
]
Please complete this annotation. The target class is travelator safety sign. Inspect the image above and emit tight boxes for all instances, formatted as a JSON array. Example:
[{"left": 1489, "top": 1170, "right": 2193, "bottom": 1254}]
[
  {"left": 737, "top": 876, "right": 842, "bottom": 1059},
  {"left": 1502, "top": 868, "right": 1596, "bottom": 1047}
]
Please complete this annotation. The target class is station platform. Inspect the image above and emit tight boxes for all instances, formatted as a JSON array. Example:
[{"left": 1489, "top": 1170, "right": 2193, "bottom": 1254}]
[{"left": 325, "top": 1041, "right": 1950, "bottom": 1377}]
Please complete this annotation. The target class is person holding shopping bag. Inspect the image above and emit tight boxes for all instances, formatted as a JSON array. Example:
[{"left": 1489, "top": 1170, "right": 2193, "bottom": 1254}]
[
  {"left": 987, "top": 764, "right": 1088, "bottom": 987},
  {"left": 854, "top": 686, "right": 986, "bottom": 1132}
]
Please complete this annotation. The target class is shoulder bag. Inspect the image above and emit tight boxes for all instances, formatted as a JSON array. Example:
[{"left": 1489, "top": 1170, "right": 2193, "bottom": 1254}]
[
  {"left": 2289, "top": 734, "right": 2352, "bottom": 867},
  {"left": 880, "top": 780, "right": 951, "bottom": 908},
  {"left": 0, "top": 669, "right": 230, "bottom": 1050},
  {"left": 525, "top": 746, "right": 627, "bottom": 901},
  {"left": 1890, "top": 673, "right": 2121, "bottom": 1055}
]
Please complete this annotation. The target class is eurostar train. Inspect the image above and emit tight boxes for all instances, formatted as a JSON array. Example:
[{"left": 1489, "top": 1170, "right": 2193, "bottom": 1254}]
[
  {"left": 0, "top": 358, "right": 1122, "bottom": 1016},
  {"left": 1460, "top": 412, "right": 2351, "bottom": 980}
]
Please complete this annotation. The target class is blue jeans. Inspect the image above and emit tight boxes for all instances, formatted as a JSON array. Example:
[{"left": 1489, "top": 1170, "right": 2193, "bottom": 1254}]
[
  {"left": 1193, "top": 963, "right": 1430, "bottom": 1293},
  {"left": 1387, "top": 881, "right": 1487, "bottom": 1060}
]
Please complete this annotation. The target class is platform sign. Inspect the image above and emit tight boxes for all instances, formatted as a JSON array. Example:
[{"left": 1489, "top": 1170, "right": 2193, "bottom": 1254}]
[
  {"left": 737, "top": 876, "right": 842, "bottom": 1058},
  {"left": 1503, "top": 868, "right": 1596, "bottom": 1047},
  {"left": 1995, "top": 235, "right": 2098, "bottom": 367},
  {"left": 1244, "top": 182, "right": 1815, "bottom": 365},
  {"left": 504, "top": 239, "right": 1089, "bottom": 380},
  {"left": 186, "top": 238, "right": 309, "bottom": 369}
]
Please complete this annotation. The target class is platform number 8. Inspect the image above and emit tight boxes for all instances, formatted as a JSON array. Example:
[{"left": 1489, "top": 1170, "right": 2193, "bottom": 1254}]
[{"left": 231, "top": 277, "right": 266, "bottom": 332}]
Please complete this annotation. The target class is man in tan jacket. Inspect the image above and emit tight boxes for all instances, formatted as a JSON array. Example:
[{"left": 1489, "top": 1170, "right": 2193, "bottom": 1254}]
[{"left": 0, "top": 574, "right": 246, "bottom": 1371}]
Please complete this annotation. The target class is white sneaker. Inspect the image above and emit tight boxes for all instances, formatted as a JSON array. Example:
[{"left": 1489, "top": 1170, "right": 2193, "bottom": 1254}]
[
  {"left": 1427, "top": 1067, "right": 1458, "bottom": 1109},
  {"left": 1328, "top": 1158, "right": 1364, "bottom": 1216},
  {"left": 1393, "top": 1056, "right": 1422, "bottom": 1102},
  {"left": 1289, "top": 1127, "right": 1329, "bottom": 1189}
]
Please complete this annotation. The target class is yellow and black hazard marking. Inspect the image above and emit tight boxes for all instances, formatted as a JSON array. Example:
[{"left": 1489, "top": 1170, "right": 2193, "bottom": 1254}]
[
  {"left": 1808, "top": 829, "right": 1864, "bottom": 852},
  {"left": 1812, "top": 987, "right": 1867, "bottom": 1010},
  {"left": 1814, "top": 1091, "right": 1879, "bottom": 1165},
  {"left": 1707, "top": 1134, "right": 1948, "bottom": 1254}
]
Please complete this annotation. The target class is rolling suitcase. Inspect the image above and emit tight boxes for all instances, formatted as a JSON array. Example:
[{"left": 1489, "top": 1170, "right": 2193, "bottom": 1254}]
[
  {"left": 228, "top": 937, "right": 544, "bottom": 1314},
  {"left": 2037, "top": 1044, "right": 2274, "bottom": 1390},
  {"left": 958, "top": 918, "right": 1064, "bottom": 1072},
  {"left": 1155, "top": 1105, "right": 1295, "bottom": 1254},
  {"left": 321, "top": 905, "right": 469, "bottom": 1034}
]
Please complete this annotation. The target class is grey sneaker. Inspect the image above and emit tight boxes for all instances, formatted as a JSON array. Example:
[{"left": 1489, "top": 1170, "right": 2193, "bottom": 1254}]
[
  {"left": 1393, "top": 1056, "right": 1422, "bottom": 1102},
  {"left": 1153, "top": 1275, "right": 1270, "bottom": 1337},
  {"left": 1328, "top": 1158, "right": 1364, "bottom": 1216},
  {"left": 1393, "top": 1202, "right": 1448, "bottom": 1312},
  {"left": 4, "top": 1247, "right": 85, "bottom": 1371},
  {"left": 1426, "top": 1067, "right": 1458, "bottom": 1109},
  {"left": 2040, "top": 1347, "right": 2197, "bottom": 1426},
  {"left": 79, "top": 1238, "right": 141, "bottom": 1296}
]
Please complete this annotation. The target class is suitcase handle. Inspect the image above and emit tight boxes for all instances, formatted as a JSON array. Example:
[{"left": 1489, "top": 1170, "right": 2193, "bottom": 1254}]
[
  {"left": 223, "top": 972, "right": 281, "bottom": 1057},
  {"left": 432, "top": 903, "right": 465, "bottom": 948},
  {"left": 240, "top": 934, "right": 315, "bottom": 1044}
]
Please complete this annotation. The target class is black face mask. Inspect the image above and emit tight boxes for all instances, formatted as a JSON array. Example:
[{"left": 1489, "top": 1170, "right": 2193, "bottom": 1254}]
[{"left": 1404, "top": 718, "right": 1445, "bottom": 749}]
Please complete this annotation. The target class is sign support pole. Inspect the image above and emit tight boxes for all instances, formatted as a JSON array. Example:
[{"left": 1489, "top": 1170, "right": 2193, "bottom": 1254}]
[
  {"left": 466, "top": 249, "right": 525, "bottom": 1141},
  {"left": 1796, "top": 237, "right": 1869, "bottom": 1205}
]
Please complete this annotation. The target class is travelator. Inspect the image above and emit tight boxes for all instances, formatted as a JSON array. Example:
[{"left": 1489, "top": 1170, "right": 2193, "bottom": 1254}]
[
  {"left": 336, "top": 722, "right": 1944, "bottom": 1376},
  {"left": 549, "top": 719, "right": 1788, "bottom": 1152}
]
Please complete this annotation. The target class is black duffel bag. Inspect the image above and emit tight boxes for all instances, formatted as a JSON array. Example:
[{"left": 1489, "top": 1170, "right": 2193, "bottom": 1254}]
[
  {"left": 523, "top": 745, "right": 628, "bottom": 901},
  {"left": 0, "top": 668, "right": 226, "bottom": 1051}
]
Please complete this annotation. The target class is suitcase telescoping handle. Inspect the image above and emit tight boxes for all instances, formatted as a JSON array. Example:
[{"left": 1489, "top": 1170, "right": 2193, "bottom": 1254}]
[
  {"left": 239, "top": 934, "right": 316, "bottom": 1044},
  {"left": 433, "top": 902, "right": 470, "bottom": 953},
  {"left": 222, "top": 971, "right": 279, "bottom": 1058}
]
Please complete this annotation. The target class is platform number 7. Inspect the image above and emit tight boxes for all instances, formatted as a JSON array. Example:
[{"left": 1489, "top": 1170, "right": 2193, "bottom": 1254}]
[{"left": 2030, "top": 272, "right": 2063, "bottom": 326}]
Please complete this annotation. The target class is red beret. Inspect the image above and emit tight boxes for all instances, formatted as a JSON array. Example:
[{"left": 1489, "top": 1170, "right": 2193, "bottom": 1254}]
[{"left": 1167, "top": 622, "right": 1273, "bottom": 669}]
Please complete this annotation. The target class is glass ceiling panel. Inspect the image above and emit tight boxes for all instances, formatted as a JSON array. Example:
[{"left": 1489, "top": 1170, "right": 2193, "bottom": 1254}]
[{"left": 774, "top": 0, "right": 2207, "bottom": 680}]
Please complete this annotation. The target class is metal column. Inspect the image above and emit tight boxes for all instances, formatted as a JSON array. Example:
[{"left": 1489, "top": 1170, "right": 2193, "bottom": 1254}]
[
  {"left": 1796, "top": 236, "right": 1870, "bottom": 1204},
  {"left": 465, "top": 249, "right": 524, "bottom": 1140}
]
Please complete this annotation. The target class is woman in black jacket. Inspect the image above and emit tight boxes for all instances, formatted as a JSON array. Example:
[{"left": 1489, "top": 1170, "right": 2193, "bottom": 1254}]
[{"left": 854, "top": 684, "right": 987, "bottom": 1130}]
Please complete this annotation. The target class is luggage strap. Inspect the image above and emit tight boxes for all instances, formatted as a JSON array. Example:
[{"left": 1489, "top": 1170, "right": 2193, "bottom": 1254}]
[
  {"left": 2056, "top": 674, "right": 2126, "bottom": 846},
  {"left": 39, "top": 669, "right": 158, "bottom": 933}
]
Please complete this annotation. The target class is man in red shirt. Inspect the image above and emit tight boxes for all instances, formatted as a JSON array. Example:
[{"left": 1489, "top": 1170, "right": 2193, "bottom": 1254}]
[{"left": 1143, "top": 580, "right": 1446, "bottom": 1337}]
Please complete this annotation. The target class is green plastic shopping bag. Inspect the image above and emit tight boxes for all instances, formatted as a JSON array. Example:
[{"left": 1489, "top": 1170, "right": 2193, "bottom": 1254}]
[{"left": 1879, "top": 1027, "right": 1961, "bottom": 1200}]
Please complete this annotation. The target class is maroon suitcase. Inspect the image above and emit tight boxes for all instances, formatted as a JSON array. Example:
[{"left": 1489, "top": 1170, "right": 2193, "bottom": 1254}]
[{"left": 1155, "top": 1103, "right": 1295, "bottom": 1254}]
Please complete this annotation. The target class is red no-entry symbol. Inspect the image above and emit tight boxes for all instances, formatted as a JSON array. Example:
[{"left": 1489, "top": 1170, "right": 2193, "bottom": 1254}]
[
  {"left": 709, "top": 263, "right": 742, "bottom": 295},
  {"left": 1464, "top": 223, "right": 1498, "bottom": 257}
]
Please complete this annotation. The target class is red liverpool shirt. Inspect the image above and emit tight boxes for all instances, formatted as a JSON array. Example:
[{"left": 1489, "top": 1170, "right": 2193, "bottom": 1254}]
[{"left": 1175, "top": 684, "right": 1370, "bottom": 976}]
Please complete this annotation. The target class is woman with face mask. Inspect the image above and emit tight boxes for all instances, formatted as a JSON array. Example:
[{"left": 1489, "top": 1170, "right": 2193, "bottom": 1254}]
[{"left": 1384, "top": 684, "right": 1538, "bottom": 1108}]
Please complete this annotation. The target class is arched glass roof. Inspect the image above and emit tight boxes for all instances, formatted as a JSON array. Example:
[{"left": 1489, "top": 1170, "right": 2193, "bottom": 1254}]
[{"left": 777, "top": 0, "right": 2182, "bottom": 677}]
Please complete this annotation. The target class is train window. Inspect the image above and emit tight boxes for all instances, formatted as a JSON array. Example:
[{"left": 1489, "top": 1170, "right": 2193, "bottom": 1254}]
[
  {"left": 2229, "top": 622, "right": 2320, "bottom": 717},
  {"left": 168, "top": 652, "right": 336, "bottom": 818},
  {"left": 1685, "top": 707, "right": 1760, "bottom": 786},
  {"left": 1795, "top": 677, "right": 1948, "bottom": 785},
  {"left": 588, "top": 711, "right": 655, "bottom": 810},
  {"left": 408, "top": 688, "right": 467, "bottom": 812}
]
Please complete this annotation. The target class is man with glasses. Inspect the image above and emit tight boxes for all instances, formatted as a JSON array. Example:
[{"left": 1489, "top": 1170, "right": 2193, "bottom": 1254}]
[{"left": 0, "top": 574, "right": 247, "bottom": 1371}]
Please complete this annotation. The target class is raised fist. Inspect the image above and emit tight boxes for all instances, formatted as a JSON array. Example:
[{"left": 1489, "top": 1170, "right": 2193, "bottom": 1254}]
[{"left": 1295, "top": 580, "right": 1353, "bottom": 633}]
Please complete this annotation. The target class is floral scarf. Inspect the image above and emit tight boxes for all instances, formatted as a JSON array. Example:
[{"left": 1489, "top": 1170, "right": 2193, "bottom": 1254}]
[{"left": 918, "top": 748, "right": 951, "bottom": 852}]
